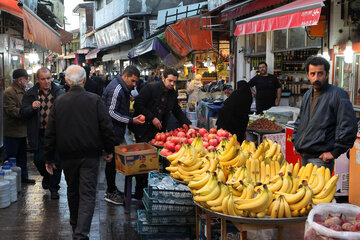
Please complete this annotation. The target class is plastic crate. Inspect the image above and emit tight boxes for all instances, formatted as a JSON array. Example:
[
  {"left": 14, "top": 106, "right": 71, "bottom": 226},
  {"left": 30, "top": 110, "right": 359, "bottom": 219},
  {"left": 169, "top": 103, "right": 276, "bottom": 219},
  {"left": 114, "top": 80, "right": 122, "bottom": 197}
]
[
  {"left": 147, "top": 171, "right": 193, "bottom": 200},
  {"left": 137, "top": 210, "right": 192, "bottom": 234},
  {"left": 144, "top": 210, "right": 195, "bottom": 225},
  {"left": 139, "top": 232, "right": 192, "bottom": 240},
  {"left": 143, "top": 188, "right": 194, "bottom": 213}
]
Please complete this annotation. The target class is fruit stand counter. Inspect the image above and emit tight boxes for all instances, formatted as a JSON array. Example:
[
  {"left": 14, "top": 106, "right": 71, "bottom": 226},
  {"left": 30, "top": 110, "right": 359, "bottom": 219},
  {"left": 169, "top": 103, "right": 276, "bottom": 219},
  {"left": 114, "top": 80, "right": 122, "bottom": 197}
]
[{"left": 194, "top": 201, "right": 306, "bottom": 240}]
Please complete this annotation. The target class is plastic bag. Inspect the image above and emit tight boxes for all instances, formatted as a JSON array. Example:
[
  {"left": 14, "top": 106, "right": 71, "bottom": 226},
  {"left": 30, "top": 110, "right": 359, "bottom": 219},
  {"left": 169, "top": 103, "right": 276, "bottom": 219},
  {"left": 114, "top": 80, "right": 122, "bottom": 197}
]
[{"left": 305, "top": 203, "right": 360, "bottom": 240}]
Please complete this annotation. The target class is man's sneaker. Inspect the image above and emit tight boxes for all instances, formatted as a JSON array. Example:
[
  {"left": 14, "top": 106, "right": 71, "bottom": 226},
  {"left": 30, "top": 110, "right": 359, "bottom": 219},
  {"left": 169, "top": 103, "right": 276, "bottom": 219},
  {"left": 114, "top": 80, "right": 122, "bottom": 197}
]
[{"left": 104, "top": 190, "right": 124, "bottom": 205}]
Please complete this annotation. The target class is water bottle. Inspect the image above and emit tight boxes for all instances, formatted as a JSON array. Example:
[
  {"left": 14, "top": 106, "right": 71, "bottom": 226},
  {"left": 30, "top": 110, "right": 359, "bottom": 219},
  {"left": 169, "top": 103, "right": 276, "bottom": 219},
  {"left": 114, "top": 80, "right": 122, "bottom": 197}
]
[
  {"left": 2, "top": 166, "right": 17, "bottom": 203},
  {"left": 0, "top": 171, "right": 11, "bottom": 208},
  {"left": 8, "top": 158, "right": 22, "bottom": 192}
]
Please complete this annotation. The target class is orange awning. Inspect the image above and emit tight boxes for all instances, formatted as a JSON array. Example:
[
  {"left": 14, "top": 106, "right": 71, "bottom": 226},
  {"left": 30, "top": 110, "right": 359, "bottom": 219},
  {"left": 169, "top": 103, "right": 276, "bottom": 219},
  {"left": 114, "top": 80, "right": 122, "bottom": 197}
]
[
  {"left": 0, "top": 0, "right": 62, "bottom": 54},
  {"left": 164, "top": 16, "right": 212, "bottom": 57}
]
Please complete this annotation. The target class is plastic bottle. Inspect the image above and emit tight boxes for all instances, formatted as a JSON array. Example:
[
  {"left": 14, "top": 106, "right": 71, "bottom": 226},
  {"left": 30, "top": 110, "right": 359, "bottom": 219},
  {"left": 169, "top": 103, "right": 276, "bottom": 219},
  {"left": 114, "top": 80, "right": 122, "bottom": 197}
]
[
  {"left": 0, "top": 171, "right": 11, "bottom": 208},
  {"left": 8, "top": 158, "right": 21, "bottom": 192},
  {"left": 2, "top": 166, "right": 17, "bottom": 203}
]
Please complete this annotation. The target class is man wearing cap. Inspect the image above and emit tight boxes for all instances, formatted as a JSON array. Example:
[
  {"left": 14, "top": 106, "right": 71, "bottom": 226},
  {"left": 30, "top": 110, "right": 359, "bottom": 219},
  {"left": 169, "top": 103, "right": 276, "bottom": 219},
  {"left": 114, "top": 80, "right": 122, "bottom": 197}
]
[
  {"left": 21, "top": 67, "right": 64, "bottom": 199},
  {"left": 3, "top": 69, "right": 35, "bottom": 184}
]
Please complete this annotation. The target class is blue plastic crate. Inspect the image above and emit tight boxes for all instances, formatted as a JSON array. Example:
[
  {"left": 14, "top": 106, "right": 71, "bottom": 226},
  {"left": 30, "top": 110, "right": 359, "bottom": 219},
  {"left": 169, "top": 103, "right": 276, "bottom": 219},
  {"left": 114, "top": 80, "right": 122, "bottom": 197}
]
[
  {"left": 147, "top": 171, "right": 193, "bottom": 200},
  {"left": 143, "top": 188, "right": 194, "bottom": 213}
]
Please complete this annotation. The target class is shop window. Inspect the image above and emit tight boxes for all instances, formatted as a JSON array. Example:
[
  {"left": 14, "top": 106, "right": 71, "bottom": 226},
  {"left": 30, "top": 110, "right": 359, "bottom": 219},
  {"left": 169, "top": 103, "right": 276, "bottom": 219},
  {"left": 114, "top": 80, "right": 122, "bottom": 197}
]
[
  {"left": 334, "top": 55, "right": 351, "bottom": 94},
  {"left": 288, "top": 27, "right": 305, "bottom": 49},
  {"left": 245, "top": 34, "right": 255, "bottom": 54},
  {"left": 256, "top": 32, "right": 266, "bottom": 53},
  {"left": 273, "top": 30, "right": 287, "bottom": 51},
  {"left": 96, "top": 0, "right": 103, "bottom": 10},
  {"left": 307, "top": 31, "right": 322, "bottom": 47}
]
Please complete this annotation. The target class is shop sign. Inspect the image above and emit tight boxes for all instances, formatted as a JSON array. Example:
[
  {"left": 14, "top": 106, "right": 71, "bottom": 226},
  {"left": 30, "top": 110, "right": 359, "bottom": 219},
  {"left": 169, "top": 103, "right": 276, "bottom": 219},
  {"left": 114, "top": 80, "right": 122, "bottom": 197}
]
[
  {"left": 9, "top": 37, "right": 24, "bottom": 51},
  {"left": 95, "top": 18, "right": 133, "bottom": 49},
  {"left": 208, "top": 0, "right": 232, "bottom": 11},
  {"left": 46, "top": 0, "right": 65, "bottom": 26}
]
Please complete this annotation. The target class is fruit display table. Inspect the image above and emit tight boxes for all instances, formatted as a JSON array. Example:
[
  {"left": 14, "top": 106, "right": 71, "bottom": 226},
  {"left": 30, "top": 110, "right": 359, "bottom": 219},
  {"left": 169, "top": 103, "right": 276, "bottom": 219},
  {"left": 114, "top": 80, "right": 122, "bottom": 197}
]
[{"left": 194, "top": 201, "right": 306, "bottom": 240}]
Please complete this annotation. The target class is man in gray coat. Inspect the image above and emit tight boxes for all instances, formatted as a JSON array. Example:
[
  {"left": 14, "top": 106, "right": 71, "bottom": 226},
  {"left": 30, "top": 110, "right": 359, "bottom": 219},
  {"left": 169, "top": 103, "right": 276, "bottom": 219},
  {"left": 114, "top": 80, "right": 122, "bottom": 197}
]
[{"left": 3, "top": 69, "right": 35, "bottom": 183}]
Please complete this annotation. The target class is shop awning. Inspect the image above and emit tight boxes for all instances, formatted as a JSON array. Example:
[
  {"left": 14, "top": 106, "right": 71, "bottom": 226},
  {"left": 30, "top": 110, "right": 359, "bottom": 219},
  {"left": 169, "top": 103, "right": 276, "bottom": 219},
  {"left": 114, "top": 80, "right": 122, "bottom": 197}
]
[
  {"left": 85, "top": 49, "right": 100, "bottom": 60},
  {"left": 0, "top": 0, "right": 62, "bottom": 54},
  {"left": 103, "top": 50, "right": 130, "bottom": 62},
  {"left": 221, "top": 0, "right": 287, "bottom": 23},
  {"left": 76, "top": 49, "right": 90, "bottom": 54},
  {"left": 63, "top": 53, "right": 75, "bottom": 59},
  {"left": 128, "top": 37, "right": 170, "bottom": 59},
  {"left": 164, "top": 16, "right": 212, "bottom": 57},
  {"left": 234, "top": 0, "right": 324, "bottom": 36}
]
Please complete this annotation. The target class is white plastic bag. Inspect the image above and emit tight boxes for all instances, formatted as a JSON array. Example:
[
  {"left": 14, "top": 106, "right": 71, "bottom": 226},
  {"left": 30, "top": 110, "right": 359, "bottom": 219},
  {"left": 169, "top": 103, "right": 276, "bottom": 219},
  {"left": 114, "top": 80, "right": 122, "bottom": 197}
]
[{"left": 305, "top": 203, "right": 360, "bottom": 240}]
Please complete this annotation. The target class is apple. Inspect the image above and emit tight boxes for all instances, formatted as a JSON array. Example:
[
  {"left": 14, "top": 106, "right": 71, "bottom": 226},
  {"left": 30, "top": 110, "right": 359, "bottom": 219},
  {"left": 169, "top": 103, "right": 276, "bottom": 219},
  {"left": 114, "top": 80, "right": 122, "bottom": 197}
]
[
  {"left": 203, "top": 142, "right": 209, "bottom": 149},
  {"left": 157, "top": 141, "right": 164, "bottom": 146},
  {"left": 209, "top": 138, "right": 218, "bottom": 147},
  {"left": 199, "top": 128, "right": 207, "bottom": 137},
  {"left": 164, "top": 141, "right": 175, "bottom": 152},
  {"left": 121, "top": 148, "right": 128, "bottom": 152},
  {"left": 182, "top": 124, "right": 188, "bottom": 131},
  {"left": 139, "top": 115, "right": 145, "bottom": 122},
  {"left": 175, "top": 144, "right": 181, "bottom": 152},
  {"left": 188, "top": 138, "right": 194, "bottom": 144},
  {"left": 209, "top": 128, "right": 217, "bottom": 134},
  {"left": 177, "top": 132, "right": 186, "bottom": 138},
  {"left": 217, "top": 129, "right": 229, "bottom": 138},
  {"left": 170, "top": 137, "right": 178, "bottom": 144},
  {"left": 160, "top": 148, "right": 172, "bottom": 157},
  {"left": 207, "top": 133, "right": 217, "bottom": 140},
  {"left": 160, "top": 133, "right": 166, "bottom": 142},
  {"left": 150, "top": 139, "right": 156, "bottom": 145},
  {"left": 155, "top": 133, "right": 161, "bottom": 141}
]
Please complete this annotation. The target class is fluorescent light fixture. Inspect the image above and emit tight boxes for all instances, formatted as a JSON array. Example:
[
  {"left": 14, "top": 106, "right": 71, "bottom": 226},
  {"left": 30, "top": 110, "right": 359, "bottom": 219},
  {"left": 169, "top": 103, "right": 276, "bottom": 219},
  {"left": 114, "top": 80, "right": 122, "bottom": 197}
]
[{"left": 344, "top": 40, "right": 353, "bottom": 64}]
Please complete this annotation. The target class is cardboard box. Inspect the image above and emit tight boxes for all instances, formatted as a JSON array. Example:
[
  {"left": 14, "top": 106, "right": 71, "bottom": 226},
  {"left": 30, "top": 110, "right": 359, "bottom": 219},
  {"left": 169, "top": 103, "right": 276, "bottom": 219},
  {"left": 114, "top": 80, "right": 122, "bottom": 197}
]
[{"left": 115, "top": 143, "right": 159, "bottom": 175}]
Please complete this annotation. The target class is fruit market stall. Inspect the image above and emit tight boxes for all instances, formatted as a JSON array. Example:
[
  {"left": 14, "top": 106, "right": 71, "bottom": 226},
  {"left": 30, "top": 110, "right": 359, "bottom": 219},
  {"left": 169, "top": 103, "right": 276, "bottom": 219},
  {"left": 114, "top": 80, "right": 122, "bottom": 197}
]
[{"left": 163, "top": 134, "right": 340, "bottom": 239}]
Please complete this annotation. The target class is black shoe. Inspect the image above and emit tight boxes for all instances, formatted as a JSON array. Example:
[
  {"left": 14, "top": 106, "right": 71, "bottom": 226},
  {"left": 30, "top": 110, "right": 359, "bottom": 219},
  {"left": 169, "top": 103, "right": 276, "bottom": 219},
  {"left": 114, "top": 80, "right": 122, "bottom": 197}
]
[
  {"left": 42, "top": 178, "right": 49, "bottom": 190},
  {"left": 51, "top": 191, "right": 59, "bottom": 200},
  {"left": 22, "top": 178, "right": 36, "bottom": 184}
]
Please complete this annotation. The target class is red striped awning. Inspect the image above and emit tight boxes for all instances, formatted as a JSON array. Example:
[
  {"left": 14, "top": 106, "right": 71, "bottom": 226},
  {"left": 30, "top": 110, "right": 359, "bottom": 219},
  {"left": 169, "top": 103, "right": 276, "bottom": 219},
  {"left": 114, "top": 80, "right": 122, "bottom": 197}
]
[{"left": 234, "top": 0, "right": 324, "bottom": 36}]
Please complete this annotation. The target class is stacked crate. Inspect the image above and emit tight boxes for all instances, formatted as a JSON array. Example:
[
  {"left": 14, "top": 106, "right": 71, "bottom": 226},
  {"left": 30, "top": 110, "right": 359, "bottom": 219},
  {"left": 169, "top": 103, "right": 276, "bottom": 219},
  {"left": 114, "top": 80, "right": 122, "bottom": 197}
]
[{"left": 137, "top": 171, "right": 195, "bottom": 239}]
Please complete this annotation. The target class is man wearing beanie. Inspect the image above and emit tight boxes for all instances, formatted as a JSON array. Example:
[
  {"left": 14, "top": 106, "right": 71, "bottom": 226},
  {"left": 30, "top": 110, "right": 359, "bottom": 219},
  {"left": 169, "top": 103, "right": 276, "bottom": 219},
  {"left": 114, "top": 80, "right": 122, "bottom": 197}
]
[{"left": 3, "top": 69, "right": 35, "bottom": 184}]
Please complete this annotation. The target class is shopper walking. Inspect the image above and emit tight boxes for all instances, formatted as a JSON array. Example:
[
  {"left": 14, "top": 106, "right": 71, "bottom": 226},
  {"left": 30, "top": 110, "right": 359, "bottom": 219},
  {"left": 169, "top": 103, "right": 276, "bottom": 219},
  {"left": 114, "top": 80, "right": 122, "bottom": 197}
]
[
  {"left": 102, "top": 65, "right": 145, "bottom": 204},
  {"left": 249, "top": 62, "right": 281, "bottom": 113},
  {"left": 45, "top": 65, "right": 115, "bottom": 240},
  {"left": 3, "top": 69, "right": 35, "bottom": 183},
  {"left": 292, "top": 56, "right": 357, "bottom": 173},
  {"left": 21, "top": 67, "right": 64, "bottom": 199}
]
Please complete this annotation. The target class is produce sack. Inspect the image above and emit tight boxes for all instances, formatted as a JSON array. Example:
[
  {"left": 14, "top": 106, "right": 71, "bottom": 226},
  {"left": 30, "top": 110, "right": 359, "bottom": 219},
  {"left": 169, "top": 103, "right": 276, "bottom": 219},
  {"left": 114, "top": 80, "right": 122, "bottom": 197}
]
[{"left": 305, "top": 203, "right": 360, "bottom": 239}]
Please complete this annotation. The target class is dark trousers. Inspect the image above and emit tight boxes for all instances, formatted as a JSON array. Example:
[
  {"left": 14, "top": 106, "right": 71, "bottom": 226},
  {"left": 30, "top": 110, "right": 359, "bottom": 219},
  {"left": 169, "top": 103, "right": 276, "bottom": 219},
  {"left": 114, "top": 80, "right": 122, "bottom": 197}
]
[
  {"left": 62, "top": 156, "right": 99, "bottom": 240},
  {"left": 34, "top": 134, "right": 62, "bottom": 192},
  {"left": 3, "top": 137, "right": 28, "bottom": 180},
  {"left": 105, "top": 156, "right": 117, "bottom": 193}
]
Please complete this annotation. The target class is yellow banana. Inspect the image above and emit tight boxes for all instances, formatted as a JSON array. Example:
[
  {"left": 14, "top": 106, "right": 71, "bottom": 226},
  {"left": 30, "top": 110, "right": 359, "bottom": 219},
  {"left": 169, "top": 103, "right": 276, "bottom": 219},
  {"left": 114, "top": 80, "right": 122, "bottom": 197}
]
[
  {"left": 221, "top": 153, "right": 241, "bottom": 166},
  {"left": 279, "top": 161, "right": 287, "bottom": 175},
  {"left": 278, "top": 196, "right": 285, "bottom": 218},
  {"left": 292, "top": 161, "right": 300, "bottom": 178},
  {"left": 278, "top": 174, "right": 290, "bottom": 193},
  {"left": 165, "top": 166, "right": 178, "bottom": 172},
  {"left": 270, "top": 161, "right": 276, "bottom": 179},
  {"left": 291, "top": 209, "right": 300, "bottom": 217},
  {"left": 270, "top": 197, "right": 281, "bottom": 218},
  {"left": 312, "top": 185, "right": 337, "bottom": 205},
  {"left": 194, "top": 182, "right": 221, "bottom": 202},
  {"left": 309, "top": 165, "right": 318, "bottom": 184},
  {"left": 302, "top": 163, "right": 313, "bottom": 182},
  {"left": 235, "top": 188, "right": 269, "bottom": 211},
  {"left": 268, "top": 175, "right": 283, "bottom": 192},
  {"left": 324, "top": 167, "right": 331, "bottom": 182},
  {"left": 207, "top": 184, "right": 229, "bottom": 207},
  {"left": 221, "top": 194, "right": 230, "bottom": 215},
  {"left": 188, "top": 159, "right": 211, "bottom": 175},
  {"left": 274, "top": 143, "right": 282, "bottom": 156},
  {"left": 215, "top": 167, "right": 226, "bottom": 183},
  {"left": 245, "top": 183, "right": 255, "bottom": 199},
  {"left": 227, "top": 194, "right": 237, "bottom": 216},
  {"left": 274, "top": 161, "right": 281, "bottom": 175},
  {"left": 311, "top": 174, "right": 325, "bottom": 195},
  {"left": 219, "top": 147, "right": 238, "bottom": 162},
  {"left": 166, "top": 144, "right": 186, "bottom": 161},
  {"left": 260, "top": 161, "right": 266, "bottom": 183},
  {"left": 188, "top": 172, "right": 211, "bottom": 189},
  {"left": 180, "top": 159, "right": 203, "bottom": 172},
  {"left": 265, "top": 142, "right": 277, "bottom": 158},
  {"left": 289, "top": 186, "right": 313, "bottom": 211},
  {"left": 283, "top": 197, "right": 292, "bottom": 218},
  {"left": 314, "top": 174, "right": 338, "bottom": 199},
  {"left": 256, "top": 211, "right": 266, "bottom": 218},
  {"left": 276, "top": 186, "right": 306, "bottom": 204},
  {"left": 236, "top": 151, "right": 247, "bottom": 167},
  {"left": 297, "top": 166, "right": 305, "bottom": 180},
  {"left": 290, "top": 177, "right": 300, "bottom": 194},
  {"left": 210, "top": 205, "right": 223, "bottom": 213},
  {"left": 249, "top": 141, "right": 256, "bottom": 154},
  {"left": 254, "top": 158, "right": 260, "bottom": 183},
  {"left": 208, "top": 156, "right": 218, "bottom": 172},
  {"left": 195, "top": 174, "right": 215, "bottom": 194},
  {"left": 252, "top": 143, "right": 264, "bottom": 159}
]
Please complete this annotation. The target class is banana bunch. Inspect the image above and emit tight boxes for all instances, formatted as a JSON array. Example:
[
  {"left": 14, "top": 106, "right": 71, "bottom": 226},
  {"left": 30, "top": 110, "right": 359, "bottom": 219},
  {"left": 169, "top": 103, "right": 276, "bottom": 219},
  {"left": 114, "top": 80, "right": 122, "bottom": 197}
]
[
  {"left": 225, "top": 166, "right": 251, "bottom": 187},
  {"left": 191, "top": 136, "right": 208, "bottom": 156},
  {"left": 312, "top": 174, "right": 338, "bottom": 205},
  {"left": 240, "top": 140, "right": 256, "bottom": 155},
  {"left": 268, "top": 195, "right": 292, "bottom": 218},
  {"left": 235, "top": 185, "right": 273, "bottom": 217}
]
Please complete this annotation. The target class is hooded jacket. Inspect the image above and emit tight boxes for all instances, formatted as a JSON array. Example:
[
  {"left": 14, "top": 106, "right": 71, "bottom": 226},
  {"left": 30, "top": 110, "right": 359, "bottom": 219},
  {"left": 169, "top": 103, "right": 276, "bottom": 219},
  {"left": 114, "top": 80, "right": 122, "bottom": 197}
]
[
  {"left": 292, "top": 82, "right": 357, "bottom": 159},
  {"left": 20, "top": 82, "right": 64, "bottom": 149}
]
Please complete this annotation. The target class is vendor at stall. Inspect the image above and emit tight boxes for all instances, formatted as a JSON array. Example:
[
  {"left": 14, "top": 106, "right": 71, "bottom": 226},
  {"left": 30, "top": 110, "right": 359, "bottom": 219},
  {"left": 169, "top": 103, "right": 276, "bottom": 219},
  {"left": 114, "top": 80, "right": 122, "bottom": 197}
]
[
  {"left": 249, "top": 62, "right": 281, "bottom": 114},
  {"left": 292, "top": 56, "right": 357, "bottom": 173},
  {"left": 216, "top": 80, "right": 252, "bottom": 142},
  {"left": 187, "top": 74, "right": 202, "bottom": 105}
]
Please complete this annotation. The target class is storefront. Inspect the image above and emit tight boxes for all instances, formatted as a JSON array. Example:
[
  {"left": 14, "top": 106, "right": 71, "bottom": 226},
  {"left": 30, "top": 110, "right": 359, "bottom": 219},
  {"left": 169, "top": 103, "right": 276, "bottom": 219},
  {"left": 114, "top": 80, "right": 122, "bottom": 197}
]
[{"left": 234, "top": 0, "right": 325, "bottom": 107}]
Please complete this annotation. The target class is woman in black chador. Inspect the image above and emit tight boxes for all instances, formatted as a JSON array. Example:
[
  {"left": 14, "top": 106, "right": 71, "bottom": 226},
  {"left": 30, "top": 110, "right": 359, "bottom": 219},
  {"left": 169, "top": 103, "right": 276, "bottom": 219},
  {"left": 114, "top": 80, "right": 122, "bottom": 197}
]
[{"left": 216, "top": 80, "right": 252, "bottom": 142}]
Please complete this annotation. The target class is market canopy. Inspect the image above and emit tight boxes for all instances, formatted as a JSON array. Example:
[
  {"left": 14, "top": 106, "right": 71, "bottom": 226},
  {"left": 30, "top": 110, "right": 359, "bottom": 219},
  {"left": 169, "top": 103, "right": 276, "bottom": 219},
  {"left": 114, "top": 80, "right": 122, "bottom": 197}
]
[
  {"left": 85, "top": 49, "right": 100, "bottom": 60},
  {"left": 164, "top": 16, "right": 212, "bottom": 57},
  {"left": 234, "top": 0, "right": 324, "bottom": 36},
  {"left": 0, "top": 0, "right": 62, "bottom": 54},
  {"left": 128, "top": 34, "right": 178, "bottom": 67}
]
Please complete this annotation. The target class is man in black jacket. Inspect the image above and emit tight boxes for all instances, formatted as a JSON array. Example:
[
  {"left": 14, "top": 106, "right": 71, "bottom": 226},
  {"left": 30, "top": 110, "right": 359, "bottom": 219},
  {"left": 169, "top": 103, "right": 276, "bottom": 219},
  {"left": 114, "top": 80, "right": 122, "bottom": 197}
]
[
  {"left": 21, "top": 67, "right": 64, "bottom": 199},
  {"left": 45, "top": 65, "right": 115, "bottom": 240},
  {"left": 133, "top": 68, "right": 193, "bottom": 199},
  {"left": 292, "top": 56, "right": 357, "bottom": 172}
]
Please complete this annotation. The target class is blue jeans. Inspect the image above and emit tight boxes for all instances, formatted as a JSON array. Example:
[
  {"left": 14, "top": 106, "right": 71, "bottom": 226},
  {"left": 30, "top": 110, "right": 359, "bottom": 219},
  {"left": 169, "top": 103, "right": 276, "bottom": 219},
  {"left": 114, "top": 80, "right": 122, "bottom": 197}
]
[
  {"left": 34, "top": 134, "right": 62, "bottom": 193},
  {"left": 3, "top": 137, "right": 28, "bottom": 180}
]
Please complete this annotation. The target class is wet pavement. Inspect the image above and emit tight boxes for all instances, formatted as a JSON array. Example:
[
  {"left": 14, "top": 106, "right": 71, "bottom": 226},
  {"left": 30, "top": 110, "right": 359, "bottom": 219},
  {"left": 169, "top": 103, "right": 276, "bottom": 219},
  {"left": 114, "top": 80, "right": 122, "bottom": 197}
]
[{"left": 0, "top": 153, "right": 141, "bottom": 240}]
